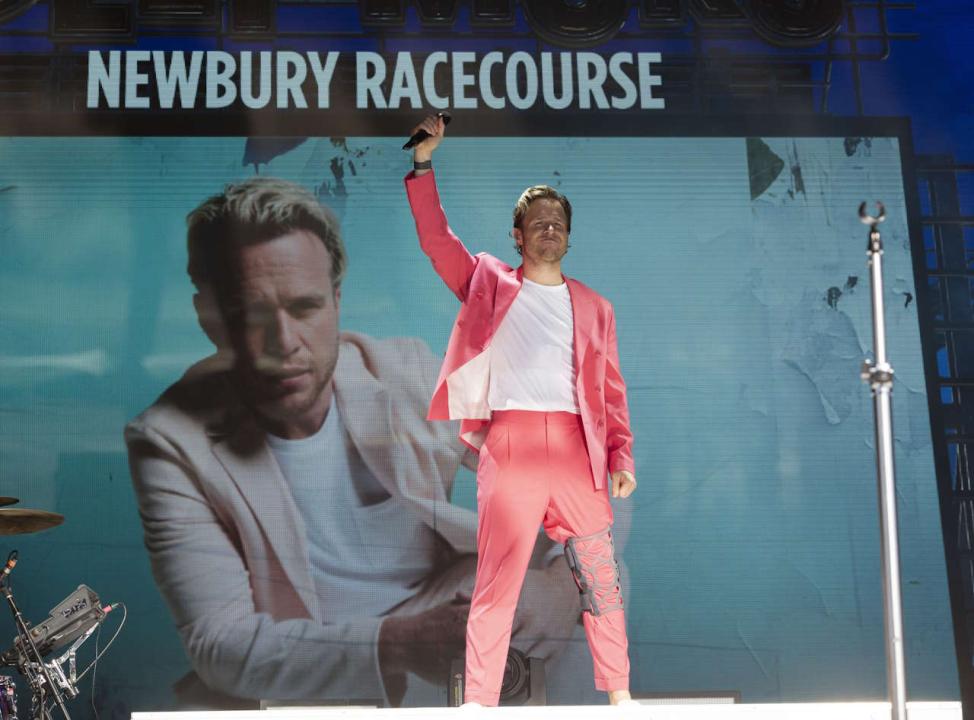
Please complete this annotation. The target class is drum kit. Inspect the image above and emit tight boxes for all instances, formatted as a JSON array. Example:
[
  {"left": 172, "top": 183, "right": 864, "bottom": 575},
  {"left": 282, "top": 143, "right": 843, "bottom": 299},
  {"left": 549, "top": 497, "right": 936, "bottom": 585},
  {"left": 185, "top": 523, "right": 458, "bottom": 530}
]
[{"left": 0, "top": 497, "right": 120, "bottom": 720}]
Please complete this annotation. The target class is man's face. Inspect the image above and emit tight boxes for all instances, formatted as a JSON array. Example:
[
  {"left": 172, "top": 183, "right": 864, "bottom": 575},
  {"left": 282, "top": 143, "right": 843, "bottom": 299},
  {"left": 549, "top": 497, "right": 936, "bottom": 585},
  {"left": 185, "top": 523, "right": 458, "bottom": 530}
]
[
  {"left": 225, "top": 229, "right": 341, "bottom": 439},
  {"left": 515, "top": 198, "right": 570, "bottom": 265}
]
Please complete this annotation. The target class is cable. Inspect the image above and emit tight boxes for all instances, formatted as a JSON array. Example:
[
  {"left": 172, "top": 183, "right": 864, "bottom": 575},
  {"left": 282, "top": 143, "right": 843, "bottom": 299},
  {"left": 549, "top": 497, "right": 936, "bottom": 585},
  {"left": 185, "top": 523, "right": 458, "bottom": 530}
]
[
  {"left": 25, "top": 601, "right": 127, "bottom": 720},
  {"left": 90, "top": 623, "right": 102, "bottom": 720},
  {"left": 74, "top": 603, "right": 126, "bottom": 684}
]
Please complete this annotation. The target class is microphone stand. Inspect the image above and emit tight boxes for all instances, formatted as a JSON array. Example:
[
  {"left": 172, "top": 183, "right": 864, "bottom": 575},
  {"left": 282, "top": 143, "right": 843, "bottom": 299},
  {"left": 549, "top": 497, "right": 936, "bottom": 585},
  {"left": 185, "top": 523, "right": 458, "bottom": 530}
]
[
  {"left": 859, "top": 202, "right": 908, "bottom": 720},
  {"left": 0, "top": 562, "right": 72, "bottom": 720}
]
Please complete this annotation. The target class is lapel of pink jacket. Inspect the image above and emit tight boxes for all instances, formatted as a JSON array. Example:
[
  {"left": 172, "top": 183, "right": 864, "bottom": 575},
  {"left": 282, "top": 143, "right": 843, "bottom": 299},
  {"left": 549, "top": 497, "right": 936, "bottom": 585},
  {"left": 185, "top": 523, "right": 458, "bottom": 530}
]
[
  {"left": 566, "top": 276, "right": 595, "bottom": 367},
  {"left": 491, "top": 264, "right": 523, "bottom": 336}
]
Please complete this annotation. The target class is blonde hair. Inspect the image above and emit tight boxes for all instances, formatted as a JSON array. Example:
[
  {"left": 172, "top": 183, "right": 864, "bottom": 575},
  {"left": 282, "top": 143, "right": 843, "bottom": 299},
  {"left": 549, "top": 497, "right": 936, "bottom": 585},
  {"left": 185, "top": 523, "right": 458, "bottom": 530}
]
[{"left": 187, "top": 177, "right": 346, "bottom": 292}]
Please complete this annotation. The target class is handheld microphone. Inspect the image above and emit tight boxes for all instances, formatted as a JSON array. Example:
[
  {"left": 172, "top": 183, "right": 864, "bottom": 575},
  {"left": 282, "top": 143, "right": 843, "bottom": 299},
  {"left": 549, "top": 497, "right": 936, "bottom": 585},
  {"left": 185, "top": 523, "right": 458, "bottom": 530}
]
[{"left": 403, "top": 112, "right": 452, "bottom": 150}]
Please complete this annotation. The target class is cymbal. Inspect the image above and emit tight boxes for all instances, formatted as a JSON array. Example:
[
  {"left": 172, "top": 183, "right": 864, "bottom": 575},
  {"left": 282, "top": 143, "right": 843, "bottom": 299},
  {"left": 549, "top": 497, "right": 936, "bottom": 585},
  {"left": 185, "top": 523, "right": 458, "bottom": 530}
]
[
  {"left": 0, "top": 509, "right": 64, "bottom": 536},
  {"left": 0, "top": 497, "right": 16, "bottom": 507}
]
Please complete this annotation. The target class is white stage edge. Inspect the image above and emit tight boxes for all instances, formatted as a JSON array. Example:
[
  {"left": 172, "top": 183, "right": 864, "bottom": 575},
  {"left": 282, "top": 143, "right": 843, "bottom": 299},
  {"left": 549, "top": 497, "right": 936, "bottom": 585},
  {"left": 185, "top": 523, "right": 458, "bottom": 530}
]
[{"left": 133, "top": 702, "right": 961, "bottom": 720}]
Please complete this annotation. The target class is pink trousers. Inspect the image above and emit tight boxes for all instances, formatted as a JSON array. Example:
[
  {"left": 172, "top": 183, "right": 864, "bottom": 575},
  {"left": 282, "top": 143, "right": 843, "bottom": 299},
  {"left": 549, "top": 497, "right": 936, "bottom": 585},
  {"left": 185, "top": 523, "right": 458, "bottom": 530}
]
[{"left": 463, "top": 410, "right": 630, "bottom": 706}]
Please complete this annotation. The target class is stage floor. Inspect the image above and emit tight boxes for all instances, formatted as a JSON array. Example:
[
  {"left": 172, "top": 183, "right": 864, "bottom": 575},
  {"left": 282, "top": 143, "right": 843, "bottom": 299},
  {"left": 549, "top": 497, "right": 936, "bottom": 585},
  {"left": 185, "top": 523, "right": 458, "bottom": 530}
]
[{"left": 133, "top": 702, "right": 961, "bottom": 720}]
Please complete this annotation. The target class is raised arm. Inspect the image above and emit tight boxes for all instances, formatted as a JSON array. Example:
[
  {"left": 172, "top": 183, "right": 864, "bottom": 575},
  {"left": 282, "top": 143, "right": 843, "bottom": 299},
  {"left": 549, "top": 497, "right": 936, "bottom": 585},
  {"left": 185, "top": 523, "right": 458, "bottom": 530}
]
[{"left": 404, "top": 114, "right": 478, "bottom": 302}]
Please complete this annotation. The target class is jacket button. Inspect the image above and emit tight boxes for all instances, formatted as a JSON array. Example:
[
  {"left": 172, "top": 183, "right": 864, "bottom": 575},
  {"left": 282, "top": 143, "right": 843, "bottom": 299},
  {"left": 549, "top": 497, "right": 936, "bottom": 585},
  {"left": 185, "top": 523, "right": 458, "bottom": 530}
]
[
  {"left": 597, "top": 419, "right": 604, "bottom": 428},
  {"left": 595, "top": 385, "right": 602, "bottom": 393},
  {"left": 595, "top": 350, "right": 602, "bottom": 358},
  {"left": 476, "top": 291, "right": 484, "bottom": 299},
  {"left": 457, "top": 320, "right": 464, "bottom": 328}
]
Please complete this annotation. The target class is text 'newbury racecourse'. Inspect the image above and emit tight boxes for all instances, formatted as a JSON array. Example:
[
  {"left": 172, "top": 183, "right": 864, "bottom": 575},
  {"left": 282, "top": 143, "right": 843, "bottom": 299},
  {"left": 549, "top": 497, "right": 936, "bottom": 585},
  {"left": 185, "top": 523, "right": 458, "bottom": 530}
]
[{"left": 86, "top": 51, "right": 666, "bottom": 111}]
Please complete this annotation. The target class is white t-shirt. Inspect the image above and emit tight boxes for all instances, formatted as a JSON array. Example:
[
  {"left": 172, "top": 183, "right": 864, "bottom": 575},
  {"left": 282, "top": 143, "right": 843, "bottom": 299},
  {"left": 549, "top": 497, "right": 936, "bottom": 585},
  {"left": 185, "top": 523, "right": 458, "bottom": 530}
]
[
  {"left": 487, "top": 277, "right": 580, "bottom": 413},
  {"left": 266, "top": 401, "right": 439, "bottom": 621}
]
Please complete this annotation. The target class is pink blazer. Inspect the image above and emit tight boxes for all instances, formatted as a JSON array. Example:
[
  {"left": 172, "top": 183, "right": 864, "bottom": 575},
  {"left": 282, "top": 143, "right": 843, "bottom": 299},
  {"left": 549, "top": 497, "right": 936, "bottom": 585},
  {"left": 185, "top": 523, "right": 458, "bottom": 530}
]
[{"left": 405, "top": 170, "right": 635, "bottom": 491}]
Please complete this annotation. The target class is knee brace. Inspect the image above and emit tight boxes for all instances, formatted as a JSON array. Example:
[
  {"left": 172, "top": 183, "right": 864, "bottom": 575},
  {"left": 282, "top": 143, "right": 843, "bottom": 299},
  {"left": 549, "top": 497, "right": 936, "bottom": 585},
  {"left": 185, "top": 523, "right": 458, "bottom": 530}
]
[{"left": 564, "top": 526, "right": 624, "bottom": 616}]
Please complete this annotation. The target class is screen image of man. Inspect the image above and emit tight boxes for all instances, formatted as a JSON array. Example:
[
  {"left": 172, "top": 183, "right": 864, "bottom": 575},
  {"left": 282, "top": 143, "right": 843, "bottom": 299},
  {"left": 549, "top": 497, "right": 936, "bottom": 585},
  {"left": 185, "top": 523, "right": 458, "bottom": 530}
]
[
  {"left": 405, "top": 116, "right": 639, "bottom": 708},
  {"left": 124, "top": 177, "right": 580, "bottom": 706}
]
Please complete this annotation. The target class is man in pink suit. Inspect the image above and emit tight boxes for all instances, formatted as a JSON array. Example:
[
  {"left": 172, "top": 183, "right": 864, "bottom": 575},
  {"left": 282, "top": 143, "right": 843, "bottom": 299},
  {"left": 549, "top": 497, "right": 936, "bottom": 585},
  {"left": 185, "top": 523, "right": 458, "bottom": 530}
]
[{"left": 404, "top": 115, "right": 639, "bottom": 707}]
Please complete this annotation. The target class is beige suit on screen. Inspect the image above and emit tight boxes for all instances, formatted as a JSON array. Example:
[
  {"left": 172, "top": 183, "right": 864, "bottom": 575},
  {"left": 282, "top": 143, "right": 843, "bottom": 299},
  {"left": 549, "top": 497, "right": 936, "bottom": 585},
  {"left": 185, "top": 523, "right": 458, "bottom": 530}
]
[{"left": 125, "top": 331, "right": 579, "bottom": 703}]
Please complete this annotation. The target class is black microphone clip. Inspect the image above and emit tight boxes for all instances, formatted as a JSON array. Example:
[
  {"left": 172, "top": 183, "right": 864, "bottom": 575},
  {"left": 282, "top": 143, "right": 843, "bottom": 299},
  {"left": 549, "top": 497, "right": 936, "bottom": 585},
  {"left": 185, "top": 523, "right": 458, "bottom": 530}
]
[{"left": 1, "top": 550, "right": 17, "bottom": 578}]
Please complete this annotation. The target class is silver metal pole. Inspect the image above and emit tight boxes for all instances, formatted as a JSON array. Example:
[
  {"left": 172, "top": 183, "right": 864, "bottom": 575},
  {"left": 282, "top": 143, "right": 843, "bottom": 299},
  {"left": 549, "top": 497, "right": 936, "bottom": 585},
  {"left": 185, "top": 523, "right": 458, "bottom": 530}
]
[{"left": 859, "top": 202, "right": 908, "bottom": 720}]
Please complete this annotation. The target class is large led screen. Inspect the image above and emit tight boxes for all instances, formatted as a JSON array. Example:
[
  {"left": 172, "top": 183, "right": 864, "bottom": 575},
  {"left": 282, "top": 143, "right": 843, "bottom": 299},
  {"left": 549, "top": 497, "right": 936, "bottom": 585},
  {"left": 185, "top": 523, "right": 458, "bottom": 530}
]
[{"left": 0, "top": 133, "right": 957, "bottom": 715}]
